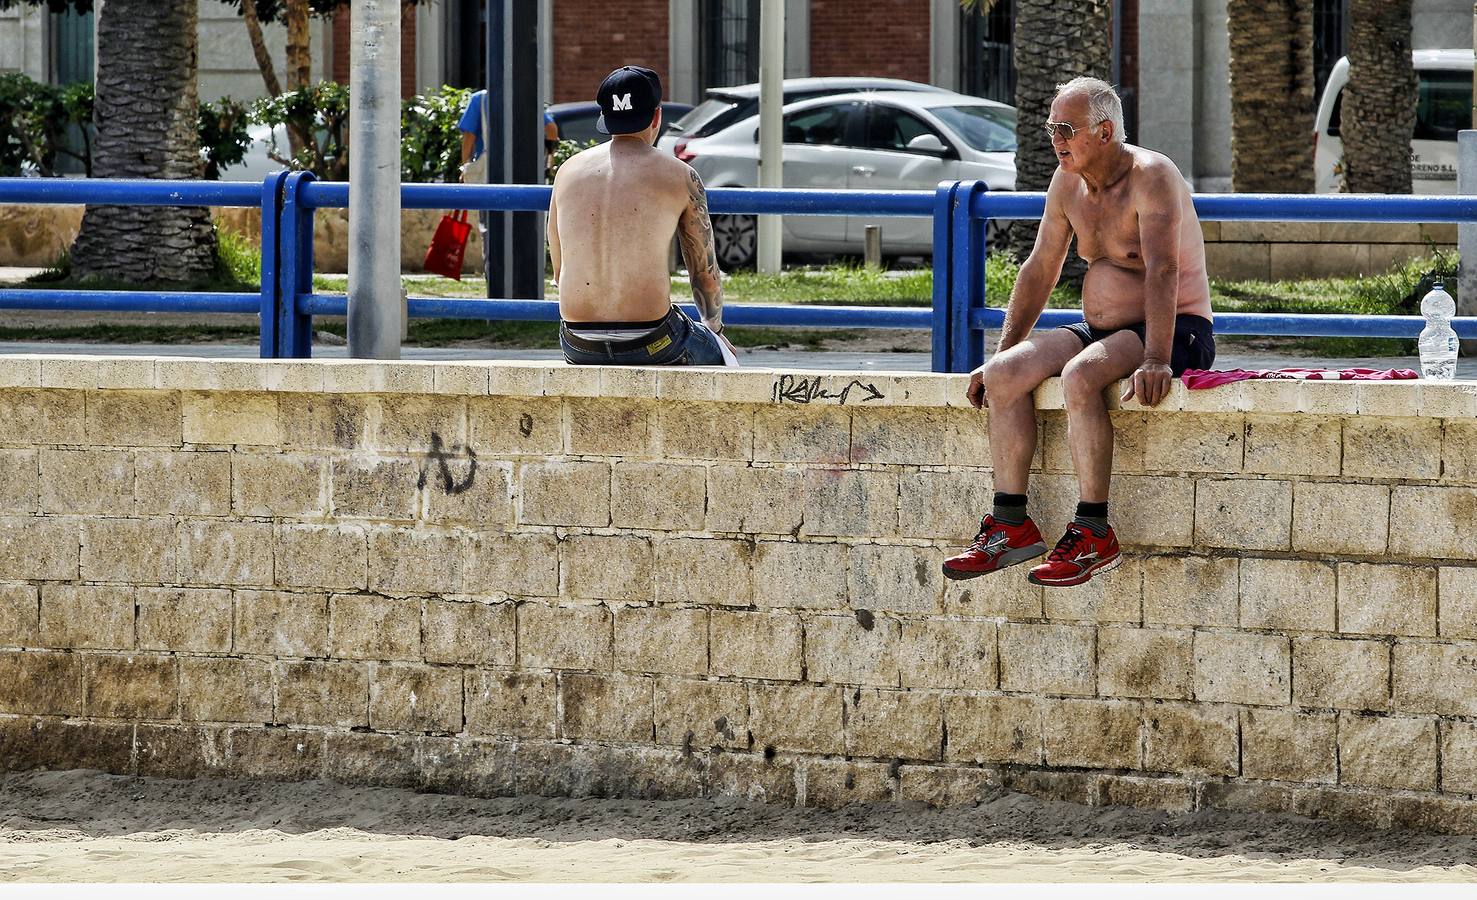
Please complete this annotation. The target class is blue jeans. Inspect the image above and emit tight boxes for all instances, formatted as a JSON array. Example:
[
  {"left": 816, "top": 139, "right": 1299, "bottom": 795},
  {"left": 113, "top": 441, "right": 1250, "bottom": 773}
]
[{"left": 560, "top": 307, "right": 726, "bottom": 366}]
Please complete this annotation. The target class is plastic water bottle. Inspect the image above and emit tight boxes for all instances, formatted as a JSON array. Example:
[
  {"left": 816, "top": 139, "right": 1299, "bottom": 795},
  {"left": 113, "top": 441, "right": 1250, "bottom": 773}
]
[{"left": 1418, "top": 280, "right": 1458, "bottom": 380}]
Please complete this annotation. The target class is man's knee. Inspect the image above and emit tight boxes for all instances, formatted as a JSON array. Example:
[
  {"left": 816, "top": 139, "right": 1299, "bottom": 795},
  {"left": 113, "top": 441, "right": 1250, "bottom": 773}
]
[
  {"left": 1060, "top": 357, "right": 1112, "bottom": 405},
  {"left": 982, "top": 350, "right": 1045, "bottom": 400}
]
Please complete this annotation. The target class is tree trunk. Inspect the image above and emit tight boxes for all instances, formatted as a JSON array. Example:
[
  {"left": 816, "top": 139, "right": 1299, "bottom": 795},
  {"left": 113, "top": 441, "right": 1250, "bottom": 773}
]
[
  {"left": 1226, "top": 0, "right": 1315, "bottom": 192},
  {"left": 71, "top": 0, "right": 216, "bottom": 283},
  {"left": 1008, "top": 0, "right": 1112, "bottom": 267},
  {"left": 286, "top": 0, "right": 311, "bottom": 91},
  {"left": 1342, "top": 0, "right": 1415, "bottom": 193},
  {"left": 242, "top": 0, "right": 283, "bottom": 97}
]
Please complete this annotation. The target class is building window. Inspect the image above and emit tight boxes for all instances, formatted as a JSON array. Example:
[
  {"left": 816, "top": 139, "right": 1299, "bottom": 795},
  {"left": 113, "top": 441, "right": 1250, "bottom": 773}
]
[
  {"left": 701, "top": 0, "right": 760, "bottom": 91},
  {"left": 1312, "top": 0, "right": 1347, "bottom": 109},
  {"left": 961, "top": 0, "right": 1014, "bottom": 105}
]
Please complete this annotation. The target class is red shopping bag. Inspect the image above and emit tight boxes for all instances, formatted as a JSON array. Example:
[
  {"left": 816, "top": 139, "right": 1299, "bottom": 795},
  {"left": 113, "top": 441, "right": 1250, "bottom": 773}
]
[{"left": 423, "top": 210, "right": 472, "bottom": 280}]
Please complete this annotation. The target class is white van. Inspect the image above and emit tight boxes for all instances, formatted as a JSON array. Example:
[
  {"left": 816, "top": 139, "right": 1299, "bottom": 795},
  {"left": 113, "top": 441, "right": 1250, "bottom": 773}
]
[{"left": 1313, "top": 49, "right": 1472, "bottom": 194}]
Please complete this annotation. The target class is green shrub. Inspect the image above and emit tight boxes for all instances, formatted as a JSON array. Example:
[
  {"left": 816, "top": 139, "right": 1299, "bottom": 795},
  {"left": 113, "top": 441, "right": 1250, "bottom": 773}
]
[
  {"left": 198, "top": 97, "right": 253, "bottom": 181},
  {"left": 401, "top": 85, "right": 471, "bottom": 184},
  {"left": 249, "top": 81, "right": 351, "bottom": 181}
]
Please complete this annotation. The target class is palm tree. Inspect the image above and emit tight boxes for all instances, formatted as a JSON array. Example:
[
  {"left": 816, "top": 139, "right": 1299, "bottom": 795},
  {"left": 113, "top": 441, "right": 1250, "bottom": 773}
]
[
  {"left": 1226, "top": 0, "right": 1315, "bottom": 192},
  {"left": 1341, "top": 0, "right": 1415, "bottom": 193}
]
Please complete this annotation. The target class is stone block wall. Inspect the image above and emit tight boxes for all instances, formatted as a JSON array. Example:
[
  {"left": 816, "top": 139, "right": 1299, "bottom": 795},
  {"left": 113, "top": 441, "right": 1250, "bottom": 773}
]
[{"left": 2, "top": 356, "right": 1477, "bottom": 831}]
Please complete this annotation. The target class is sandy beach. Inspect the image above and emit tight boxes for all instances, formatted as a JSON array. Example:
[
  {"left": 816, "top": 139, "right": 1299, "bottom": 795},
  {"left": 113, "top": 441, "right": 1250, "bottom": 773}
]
[{"left": 0, "top": 770, "right": 1474, "bottom": 882}]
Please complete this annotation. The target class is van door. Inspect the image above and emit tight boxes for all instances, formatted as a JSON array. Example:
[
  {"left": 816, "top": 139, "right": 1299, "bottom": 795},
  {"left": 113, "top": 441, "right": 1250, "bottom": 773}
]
[{"left": 1412, "top": 69, "right": 1470, "bottom": 194}]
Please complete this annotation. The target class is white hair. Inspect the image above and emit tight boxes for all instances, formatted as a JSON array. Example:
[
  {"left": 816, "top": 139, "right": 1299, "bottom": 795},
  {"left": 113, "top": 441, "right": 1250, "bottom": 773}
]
[{"left": 1055, "top": 76, "right": 1125, "bottom": 143}]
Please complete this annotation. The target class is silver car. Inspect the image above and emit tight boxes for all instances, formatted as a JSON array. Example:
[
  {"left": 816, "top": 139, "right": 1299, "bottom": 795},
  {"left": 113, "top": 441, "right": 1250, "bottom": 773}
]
[{"left": 669, "top": 90, "right": 1017, "bottom": 268}]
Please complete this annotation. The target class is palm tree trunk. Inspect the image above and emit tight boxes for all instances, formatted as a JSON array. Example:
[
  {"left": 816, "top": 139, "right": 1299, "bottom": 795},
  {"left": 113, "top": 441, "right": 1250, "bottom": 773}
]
[
  {"left": 1226, "top": 0, "right": 1314, "bottom": 192},
  {"left": 1342, "top": 0, "right": 1415, "bottom": 194},
  {"left": 71, "top": 0, "right": 216, "bottom": 283}
]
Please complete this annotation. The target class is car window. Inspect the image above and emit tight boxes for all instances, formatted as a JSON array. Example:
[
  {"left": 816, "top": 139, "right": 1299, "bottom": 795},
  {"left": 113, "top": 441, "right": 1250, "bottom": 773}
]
[
  {"left": 782, "top": 103, "right": 855, "bottom": 146},
  {"left": 864, "top": 104, "right": 939, "bottom": 152},
  {"left": 672, "top": 97, "right": 742, "bottom": 138},
  {"left": 1328, "top": 89, "right": 1342, "bottom": 137},
  {"left": 1415, "top": 70, "right": 1471, "bottom": 141},
  {"left": 555, "top": 111, "right": 604, "bottom": 145},
  {"left": 927, "top": 104, "right": 1017, "bottom": 152}
]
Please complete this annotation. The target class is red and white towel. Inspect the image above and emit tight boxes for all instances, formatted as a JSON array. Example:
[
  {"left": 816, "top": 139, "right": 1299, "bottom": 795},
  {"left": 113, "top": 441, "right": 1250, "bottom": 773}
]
[{"left": 1181, "top": 367, "right": 1420, "bottom": 389}]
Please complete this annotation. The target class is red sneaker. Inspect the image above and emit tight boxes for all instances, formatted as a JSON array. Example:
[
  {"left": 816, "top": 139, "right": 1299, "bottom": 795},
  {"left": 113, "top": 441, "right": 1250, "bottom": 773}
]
[
  {"left": 1027, "top": 522, "right": 1122, "bottom": 587},
  {"left": 942, "top": 515, "right": 1048, "bottom": 580}
]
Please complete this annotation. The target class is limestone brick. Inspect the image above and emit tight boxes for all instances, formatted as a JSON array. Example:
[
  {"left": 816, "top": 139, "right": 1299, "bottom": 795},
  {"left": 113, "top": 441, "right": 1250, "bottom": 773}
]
[
  {"left": 1292, "top": 638, "right": 1389, "bottom": 711},
  {"left": 330, "top": 457, "right": 419, "bottom": 521},
  {"left": 82, "top": 653, "right": 178, "bottom": 718},
  {"left": 800, "top": 757, "right": 896, "bottom": 808},
  {"left": 417, "top": 735, "right": 516, "bottom": 798},
  {"left": 182, "top": 392, "right": 280, "bottom": 446},
  {"left": 0, "top": 717, "right": 133, "bottom": 775},
  {"left": 1339, "top": 714, "right": 1437, "bottom": 791},
  {"left": 514, "top": 741, "right": 611, "bottom": 798},
  {"left": 561, "top": 534, "right": 652, "bottom": 601},
  {"left": 227, "top": 728, "right": 325, "bottom": 780},
  {"left": 179, "top": 657, "right": 273, "bottom": 723},
  {"left": 1043, "top": 556, "right": 1142, "bottom": 623},
  {"left": 653, "top": 677, "right": 748, "bottom": 750},
  {"left": 1389, "top": 486, "right": 1477, "bottom": 561},
  {"left": 1241, "top": 708, "right": 1337, "bottom": 784},
  {"left": 466, "top": 396, "right": 563, "bottom": 456},
  {"left": 559, "top": 672, "right": 654, "bottom": 742},
  {"left": 805, "top": 613, "right": 902, "bottom": 687},
  {"left": 232, "top": 590, "right": 329, "bottom": 657},
  {"left": 134, "top": 450, "right": 230, "bottom": 517},
  {"left": 431, "top": 363, "right": 490, "bottom": 397},
  {"left": 565, "top": 398, "right": 653, "bottom": 457},
  {"left": 84, "top": 391, "right": 181, "bottom": 447},
  {"left": 942, "top": 695, "right": 1041, "bottom": 765},
  {"left": 897, "top": 471, "right": 994, "bottom": 542},
  {"left": 273, "top": 659, "right": 369, "bottom": 727},
  {"left": 1443, "top": 419, "right": 1477, "bottom": 483},
  {"left": 1097, "top": 627, "right": 1193, "bottom": 700},
  {"left": 1142, "top": 413, "right": 1243, "bottom": 473},
  {"left": 329, "top": 593, "right": 422, "bottom": 661},
  {"left": 0, "top": 518, "right": 77, "bottom": 581},
  {"left": 896, "top": 618, "right": 997, "bottom": 690},
  {"left": 276, "top": 524, "right": 367, "bottom": 591},
  {"left": 1193, "top": 631, "right": 1290, "bottom": 706},
  {"left": 611, "top": 462, "right": 706, "bottom": 531},
  {"left": 751, "top": 541, "right": 848, "bottom": 610},
  {"left": 80, "top": 518, "right": 177, "bottom": 583},
  {"left": 1096, "top": 774, "right": 1196, "bottom": 813},
  {"left": 752, "top": 405, "right": 850, "bottom": 464},
  {"left": 1440, "top": 567, "right": 1477, "bottom": 638},
  {"left": 369, "top": 664, "right": 463, "bottom": 733},
  {"left": 543, "top": 364, "right": 606, "bottom": 399},
  {"left": 133, "top": 724, "right": 228, "bottom": 779},
  {"left": 654, "top": 537, "right": 752, "bottom": 606},
  {"left": 1393, "top": 641, "right": 1477, "bottom": 716},
  {"left": 423, "top": 599, "right": 515, "bottom": 666},
  {"left": 1143, "top": 703, "right": 1238, "bottom": 776},
  {"left": 1239, "top": 558, "right": 1337, "bottom": 631},
  {"left": 998, "top": 623, "right": 1095, "bottom": 696},
  {"left": 1343, "top": 416, "right": 1443, "bottom": 480},
  {"left": 1194, "top": 478, "right": 1292, "bottom": 551},
  {"left": 707, "top": 751, "right": 798, "bottom": 806},
  {"left": 136, "top": 587, "right": 231, "bottom": 653},
  {"left": 850, "top": 408, "right": 950, "bottom": 466},
  {"left": 367, "top": 528, "right": 463, "bottom": 595},
  {"left": 180, "top": 521, "right": 274, "bottom": 587},
  {"left": 1440, "top": 721, "right": 1477, "bottom": 793},
  {"left": 0, "top": 650, "right": 79, "bottom": 715},
  {"left": 517, "top": 602, "right": 612, "bottom": 670},
  {"left": 464, "top": 671, "right": 558, "bottom": 739},
  {"left": 710, "top": 468, "right": 805, "bottom": 539},
  {"left": 232, "top": 453, "right": 326, "bottom": 518},
  {"left": 325, "top": 731, "right": 420, "bottom": 790},
  {"left": 276, "top": 393, "right": 370, "bottom": 450},
  {"left": 39, "top": 584, "right": 133, "bottom": 650},
  {"left": 1242, "top": 414, "right": 1341, "bottom": 476},
  {"left": 40, "top": 449, "right": 132, "bottom": 515},
  {"left": 1041, "top": 411, "right": 1146, "bottom": 474},
  {"left": 605, "top": 746, "right": 708, "bottom": 801},
  {"left": 710, "top": 610, "right": 802, "bottom": 681},
  {"left": 369, "top": 395, "right": 466, "bottom": 453},
  {"left": 0, "top": 450, "right": 37, "bottom": 514},
  {"left": 844, "top": 688, "right": 943, "bottom": 760},
  {"left": 484, "top": 363, "right": 548, "bottom": 398},
  {"left": 898, "top": 765, "right": 1003, "bottom": 808},
  {"left": 1336, "top": 562, "right": 1437, "bottom": 637},
  {"left": 598, "top": 367, "right": 660, "bottom": 400},
  {"left": 654, "top": 401, "right": 753, "bottom": 461},
  {"left": 615, "top": 605, "right": 709, "bottom": 676},
  {"left": 941, "top": 408, "right": 991, "bottom": 465},
  {"left": 943, "top": 569, "right": 1043, "bottom": 619},
  {"left": 847, "top": 544, "right": 943, "bottom": 614},
  {"left": 462, "top": 531, "right": 559, "bottom": 599},
  {"left": 519, "top": 460, "right": 610, "bottom": 527},
  {"left": 749, "top": 682, "right": 845, "bottom": 755},
  {"left": 0, "top": 389, "right": 83, "bottom": 444},
  {"left": 0, "top": 584, "right": 38, "bottom": 648},
  {"left": 424, "top": 459, "right": 513, "bottom": 526},
  {"left": 800, "top": 469, "right": 898, "bottom": 538},
  {"left": 1143, "top": 556, "right": 1238, "bottom": 627},
  {"left": 1291, "top": 482, "right": 1390, "bottom": 556},
  {"left": 1041, "top": 698, "right": 1141, "bottom": 769},
  {"left": 1110, "top": 475, "right": 1198, "bottom": 548}
]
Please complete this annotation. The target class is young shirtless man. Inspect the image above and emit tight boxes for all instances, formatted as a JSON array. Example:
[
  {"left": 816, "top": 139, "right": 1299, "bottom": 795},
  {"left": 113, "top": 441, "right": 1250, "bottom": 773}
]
[
  {"left": 548, "top": 66, "right": 736, "bottom": 366},
  {"left": 942, "top": 76, "right": 1215, "bottom": 588}
]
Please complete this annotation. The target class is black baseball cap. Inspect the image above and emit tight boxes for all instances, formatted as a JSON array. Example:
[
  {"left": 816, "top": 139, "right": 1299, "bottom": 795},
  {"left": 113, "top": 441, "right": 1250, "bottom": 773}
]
[{"left": 596, "top": 66, "right": 662, "bottom": 135}]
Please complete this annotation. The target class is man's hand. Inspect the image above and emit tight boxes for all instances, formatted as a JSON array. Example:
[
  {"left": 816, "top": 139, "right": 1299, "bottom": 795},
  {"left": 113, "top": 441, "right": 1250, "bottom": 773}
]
[
  {"left": 1121, "top": 360, "right": 1173, "bottom": 407},
  {"left": 966, "top": 366, "right": 988, "bottom": 410}
]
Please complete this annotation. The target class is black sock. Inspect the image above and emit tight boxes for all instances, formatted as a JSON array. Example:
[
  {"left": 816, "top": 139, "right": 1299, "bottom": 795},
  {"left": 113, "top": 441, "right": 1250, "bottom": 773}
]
[
  {"left": 993, "top": 491, "right": 1028, "bottom": 526},
  {"left": 1074, "top": 500, "right": 1109, "bottom": 536}
]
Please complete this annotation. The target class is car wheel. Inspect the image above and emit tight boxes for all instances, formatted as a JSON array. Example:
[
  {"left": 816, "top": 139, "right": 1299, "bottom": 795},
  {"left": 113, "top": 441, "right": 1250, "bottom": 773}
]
[{"left": 712, "top": 213, "right": 757, "bottom": 269}]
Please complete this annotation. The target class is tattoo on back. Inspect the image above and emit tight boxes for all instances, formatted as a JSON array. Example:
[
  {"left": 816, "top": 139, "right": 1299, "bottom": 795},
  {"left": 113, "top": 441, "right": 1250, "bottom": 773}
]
[{"left": 679, "top": 168, "right": 724, "bottom": 324}]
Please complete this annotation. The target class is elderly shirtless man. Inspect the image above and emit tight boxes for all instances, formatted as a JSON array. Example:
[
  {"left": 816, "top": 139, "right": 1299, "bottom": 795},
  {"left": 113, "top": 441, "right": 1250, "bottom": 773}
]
[
  {"left": 943, "top": 76, "right": 1215, "bottom": 588},
  {"left": 548, "top": 65, "right": 735, "bottom": 366}
]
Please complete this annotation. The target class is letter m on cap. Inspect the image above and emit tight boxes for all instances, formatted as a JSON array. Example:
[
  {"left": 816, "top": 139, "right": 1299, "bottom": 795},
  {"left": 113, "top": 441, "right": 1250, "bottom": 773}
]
[{"left": 611, "top": 93, "right": 632, "bottom": 111}]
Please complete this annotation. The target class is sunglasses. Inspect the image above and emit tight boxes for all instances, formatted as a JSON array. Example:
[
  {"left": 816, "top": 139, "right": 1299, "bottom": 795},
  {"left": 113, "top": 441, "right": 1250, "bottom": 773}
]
[{"left": 1043, "top": 119, "right": 1103, "bottom": 141}]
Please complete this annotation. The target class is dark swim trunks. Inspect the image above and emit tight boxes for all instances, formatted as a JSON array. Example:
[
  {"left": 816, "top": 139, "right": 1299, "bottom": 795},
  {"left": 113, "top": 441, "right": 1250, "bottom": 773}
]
[{"left": 1060, "top": 313, "right": 1215, "bottom": 376}]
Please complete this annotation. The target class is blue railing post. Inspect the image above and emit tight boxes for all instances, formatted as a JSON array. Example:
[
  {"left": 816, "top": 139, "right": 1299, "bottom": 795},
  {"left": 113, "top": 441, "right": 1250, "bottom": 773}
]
[
  {"left": 277, "top": 170, "right": 317, "bottom": 358},
  {"left": 258, "top": 171, "right": 289, "bottom": 359},
  {"left": 949, "top": 180, "right": 990, "bottom": 374},
  {"left": 930, "top": 181, "right": 960, "bottom": 374}
]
